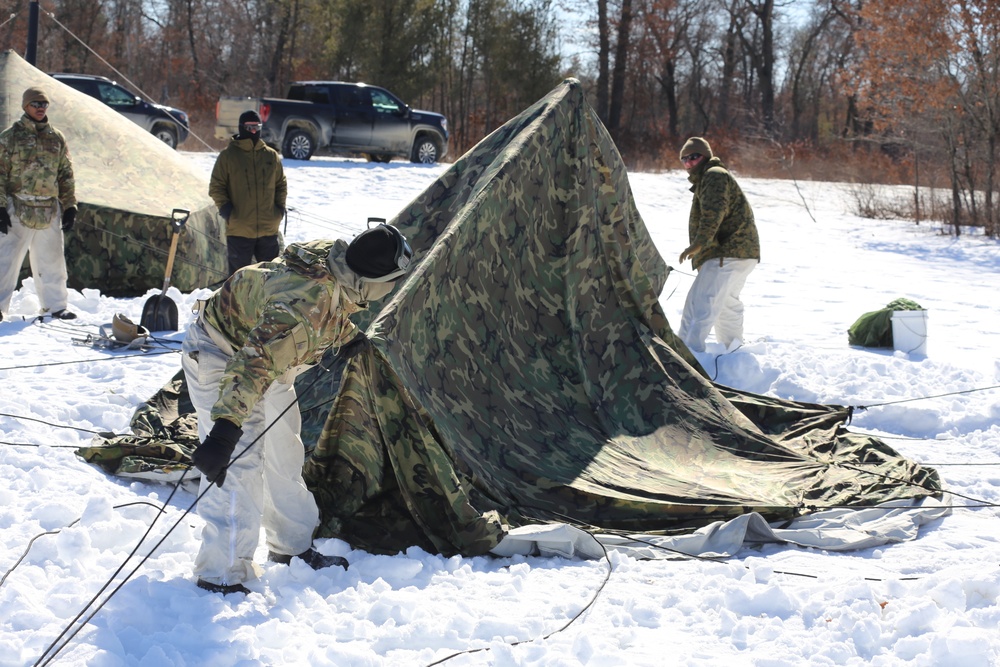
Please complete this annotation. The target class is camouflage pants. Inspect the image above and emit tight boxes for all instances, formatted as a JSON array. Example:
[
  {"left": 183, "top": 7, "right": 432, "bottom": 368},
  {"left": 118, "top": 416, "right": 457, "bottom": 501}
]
[
  {"left": 181, "top": 320, "right": 319, "bottom": 586},
  {"left": 0, "top": 206, "right": 68, "bottom": 315},
  {"left": 679, "top": 257, "right": 757, "bottom": 352}
]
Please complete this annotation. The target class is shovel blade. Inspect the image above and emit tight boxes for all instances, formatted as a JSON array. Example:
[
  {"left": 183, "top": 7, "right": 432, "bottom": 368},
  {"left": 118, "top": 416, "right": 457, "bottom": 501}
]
[{"left": 140, "top": 295, "right": 178, "bottom": 332}]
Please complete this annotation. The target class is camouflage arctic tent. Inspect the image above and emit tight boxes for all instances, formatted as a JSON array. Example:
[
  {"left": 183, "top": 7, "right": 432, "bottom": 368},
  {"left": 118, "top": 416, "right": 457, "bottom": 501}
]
[
  {"left": 79, "top": 77, "right": 940, "bottom": 557},
  {"left": 299, "top": 78, "right": 941, "bottom": 557},
  {"left": 0, "top": 51, "right": 226, "bottom": 296}
]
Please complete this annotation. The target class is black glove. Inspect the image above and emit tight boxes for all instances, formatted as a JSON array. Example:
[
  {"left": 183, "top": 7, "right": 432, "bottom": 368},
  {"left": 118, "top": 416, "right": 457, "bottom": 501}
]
[
  {"left": 219, "top": 203, "right": 233, "bottom": 220},
  {"left": 61, "top": 206, "right": 77, "bottom": 231},
  {"left": 0, "top": 207, "right": 9, "bottom": 235},
  {"left": 191, "top": 418, "right": 243, "bottom": 488},
  {"left": 338, "top": 331, "right": 369, "bottom": 359},
  {"left": 276, "top": 205, "right": 286, "bottom": 218}
]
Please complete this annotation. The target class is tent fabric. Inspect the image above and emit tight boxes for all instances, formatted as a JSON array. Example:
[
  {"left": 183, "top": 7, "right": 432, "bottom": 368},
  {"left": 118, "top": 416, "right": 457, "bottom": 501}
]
[
  {"left": 0, "top": 51, "right": 227, "bottom": 296},
  {"left": 492, "top": 497, "right": 952, "bottom": 560},
  {"left": 848, "top": 297, "right": 925, "bottom": 348},
  {"left": 78, "top": 78, "right": 941, "bottom": 560},
  {"left": 300, "top": 78, "right": 941, "bottom": 558}
]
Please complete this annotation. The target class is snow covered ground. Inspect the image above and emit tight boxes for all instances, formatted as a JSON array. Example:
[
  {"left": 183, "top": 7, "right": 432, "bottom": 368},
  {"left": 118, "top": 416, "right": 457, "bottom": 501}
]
[{"left": 1, "top": 152, "right": 999, "bottom": 666}]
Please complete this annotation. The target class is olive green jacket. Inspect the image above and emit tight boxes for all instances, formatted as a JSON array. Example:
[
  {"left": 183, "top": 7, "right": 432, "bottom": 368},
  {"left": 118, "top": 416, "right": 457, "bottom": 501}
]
[
  {"left": 203, "top": 239, "right": 365, "bottom": 427},
  {"left": 0, "top": 115, "right": 76, "bottom": 229},
  {"left": 686, "top": 157, "right": 759, "bottom": 270},
  {"left": 209, "top": 137, "right": 287, "bottom": 239}
]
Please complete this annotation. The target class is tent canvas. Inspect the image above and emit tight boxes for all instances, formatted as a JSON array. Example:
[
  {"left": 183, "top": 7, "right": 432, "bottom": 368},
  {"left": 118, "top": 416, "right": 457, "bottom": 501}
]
[
  {"left": 299, "top": 79, "right": 941, "bottom": 557},
  {"left": 0, "top": 50, "right": 227, "bottom": 297},
  {"left": 79, "top": 78, "right": 941, "bottom": 560}
]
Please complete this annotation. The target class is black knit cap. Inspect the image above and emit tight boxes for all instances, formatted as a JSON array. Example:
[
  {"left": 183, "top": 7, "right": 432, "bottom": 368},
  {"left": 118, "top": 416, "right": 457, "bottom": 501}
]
[
  {"left": 346, "top": 225, "right": 402, "bottom": 279},
  {"left": 239, "top": 110, "right": 261, "bottom": 125}
]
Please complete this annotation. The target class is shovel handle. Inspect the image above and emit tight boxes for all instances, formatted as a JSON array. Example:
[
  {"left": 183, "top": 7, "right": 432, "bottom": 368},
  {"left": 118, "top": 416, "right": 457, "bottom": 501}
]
[{"left": 161, "top": 209, "right": 189, "bottom": 292}]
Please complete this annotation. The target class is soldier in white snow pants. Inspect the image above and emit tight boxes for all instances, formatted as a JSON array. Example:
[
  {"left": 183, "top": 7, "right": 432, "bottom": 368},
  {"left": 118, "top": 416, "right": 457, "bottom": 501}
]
[{"left": 181, "top": 319, "right": 319, "bottom": 587}]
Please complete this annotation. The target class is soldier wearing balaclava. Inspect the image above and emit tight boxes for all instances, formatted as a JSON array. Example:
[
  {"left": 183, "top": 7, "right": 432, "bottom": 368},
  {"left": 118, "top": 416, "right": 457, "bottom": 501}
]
[
  {"left": 209, "top": 109, "right": 288, "bottom": 277},
  {"left": 182, "top": 222, "right": 412, "bottom": 595}
]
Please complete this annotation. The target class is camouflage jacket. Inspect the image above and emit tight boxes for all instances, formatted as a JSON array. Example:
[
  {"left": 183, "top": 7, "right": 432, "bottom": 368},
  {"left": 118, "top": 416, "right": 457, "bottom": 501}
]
[
  {"left": 686, "top": 156, "right": 759, "bottom": 270},
  {"left": 202, "top": 239, "right": 365, "bottom": 426},
  {"left": 209, "top": 137, "right": 287, "bottom": 239},
  {"left": 0, "top": 115, "right": 76, "bottom": 229}
]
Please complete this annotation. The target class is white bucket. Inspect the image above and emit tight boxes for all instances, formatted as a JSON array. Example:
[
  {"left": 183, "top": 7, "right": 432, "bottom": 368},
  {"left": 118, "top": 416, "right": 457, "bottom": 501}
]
[{"left": 891, "top": 310, "right": 928, "bottom": 356}]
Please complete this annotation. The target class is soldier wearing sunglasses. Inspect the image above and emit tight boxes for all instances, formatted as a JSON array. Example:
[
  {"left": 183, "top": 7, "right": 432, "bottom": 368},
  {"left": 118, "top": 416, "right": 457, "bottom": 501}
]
[
  {"left": 0, "top": 87, "right": 78, "bottom": 321},
  {"left": 676, "top": 136, "right": 760, "bottom": 353}
]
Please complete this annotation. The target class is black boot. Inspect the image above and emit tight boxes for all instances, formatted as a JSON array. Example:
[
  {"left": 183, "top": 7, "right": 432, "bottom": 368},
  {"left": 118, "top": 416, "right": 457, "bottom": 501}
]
[
  {"left": 50, "top": 309, "right": 77, "bottom": 320},
  {"left": 268, "top": 548, "right": 349, "bottom": 571},
  {"left": 196, "top": 578, "right": 251, "bottom": 595}
]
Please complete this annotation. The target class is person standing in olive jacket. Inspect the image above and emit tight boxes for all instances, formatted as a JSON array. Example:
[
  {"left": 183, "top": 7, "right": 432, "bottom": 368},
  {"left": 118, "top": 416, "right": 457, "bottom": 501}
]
[
  {"left": 676, "top": 137, "right": 760, "bottom": 353},
  {"left": 0, "top": 87, "right": 78, "bottom": 322},
  {"left": 210, "top": 110, "right": 287, "bottom": 276}
]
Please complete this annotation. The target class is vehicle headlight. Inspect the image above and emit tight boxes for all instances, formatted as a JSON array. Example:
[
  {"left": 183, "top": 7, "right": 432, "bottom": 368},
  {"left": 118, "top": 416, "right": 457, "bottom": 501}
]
[{"left": 441, "top": 118, "right": 448, "bottom": 133}]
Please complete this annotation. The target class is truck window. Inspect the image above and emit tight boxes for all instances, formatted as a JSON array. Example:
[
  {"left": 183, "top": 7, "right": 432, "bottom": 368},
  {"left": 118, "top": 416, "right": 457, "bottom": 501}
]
[
  {"left": 371, "top": 90, "right": 402, "bottom": 114},
  {"left": 333, "top": 87, "right": 369, "bottom": 109},
  {"left": 98, "top": 83, "right": 137, "bottom": 107},
  {"left": 288, "top": 86, "right": 332, "bottom": 104}
]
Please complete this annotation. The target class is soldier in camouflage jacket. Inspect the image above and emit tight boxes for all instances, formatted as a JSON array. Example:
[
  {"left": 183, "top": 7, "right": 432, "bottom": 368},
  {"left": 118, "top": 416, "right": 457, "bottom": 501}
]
[
  {"left": 0, "top": 87, "right": 78, "bottom": 321},
  {"left": 181, "top": 223, "right": 411, "bottom": 594},
  {"left": 676, "top": 137, "right": 760, "bottom": 352}
]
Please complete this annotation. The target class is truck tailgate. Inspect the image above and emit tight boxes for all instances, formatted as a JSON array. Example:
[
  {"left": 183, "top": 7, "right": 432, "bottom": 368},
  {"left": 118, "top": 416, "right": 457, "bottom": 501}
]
[{"left": 215, "top": 97, "right": 258, "bottom": 140}]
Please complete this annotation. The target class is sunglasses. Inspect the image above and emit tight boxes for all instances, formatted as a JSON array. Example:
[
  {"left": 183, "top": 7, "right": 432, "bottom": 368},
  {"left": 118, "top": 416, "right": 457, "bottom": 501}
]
[
  {"left": 28, "top": 101, "right": 49, "bottom": 110},
  {"left": 681, "top": 153, "right": 702, "bottom": 163},
  {"left": 242, "top": 122, "right": 261, "bottom": 130}
]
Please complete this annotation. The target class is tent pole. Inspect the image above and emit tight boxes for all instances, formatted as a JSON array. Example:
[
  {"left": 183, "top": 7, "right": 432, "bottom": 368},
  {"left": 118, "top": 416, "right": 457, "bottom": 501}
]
[{"left": 26, "top": 0, "right": 39, "bottom": 65}]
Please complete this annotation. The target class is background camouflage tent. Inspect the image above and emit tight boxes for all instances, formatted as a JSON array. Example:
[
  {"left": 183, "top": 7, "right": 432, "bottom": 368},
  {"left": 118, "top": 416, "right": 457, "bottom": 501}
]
[
  {"left": 301, "top": 79, "right": 941, "bottom": 557},
  {"left": 0, "top": 50, "right": 227, "bottom": 296}
]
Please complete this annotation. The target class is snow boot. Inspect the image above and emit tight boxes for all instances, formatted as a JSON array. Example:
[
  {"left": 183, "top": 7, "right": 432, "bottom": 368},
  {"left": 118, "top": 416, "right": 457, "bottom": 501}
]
[
  {"left": 268, "top": 548, "right": 349, "bottom": 571},
  {"left": 50, "top": 309, "right": 77, "bottom": 320},
  {"left": 196, "top": 578, "right": 251, "bottom": 595}
]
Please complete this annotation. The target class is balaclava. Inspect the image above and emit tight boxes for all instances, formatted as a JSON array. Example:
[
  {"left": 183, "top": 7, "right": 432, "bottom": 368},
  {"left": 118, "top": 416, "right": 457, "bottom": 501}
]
[{"left": 238, "top": 110, "right": 261, "bottom": 143}]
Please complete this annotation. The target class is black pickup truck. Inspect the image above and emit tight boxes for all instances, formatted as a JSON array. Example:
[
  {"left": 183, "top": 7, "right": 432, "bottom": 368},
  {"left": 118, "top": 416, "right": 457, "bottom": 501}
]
[{"left": 215, "top": 81, "right": 449, "bottom": 163}]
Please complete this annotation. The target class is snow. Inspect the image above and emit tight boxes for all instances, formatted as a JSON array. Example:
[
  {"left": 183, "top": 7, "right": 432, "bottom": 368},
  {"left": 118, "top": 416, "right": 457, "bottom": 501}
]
[{"left": 2, "top": 152, "right": 999, "bottom": 666}]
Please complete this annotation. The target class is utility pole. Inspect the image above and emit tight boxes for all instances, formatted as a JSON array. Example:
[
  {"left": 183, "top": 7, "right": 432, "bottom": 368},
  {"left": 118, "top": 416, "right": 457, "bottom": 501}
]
[{"left": 26, "top": 0, "right": 39, "bottom": 65}]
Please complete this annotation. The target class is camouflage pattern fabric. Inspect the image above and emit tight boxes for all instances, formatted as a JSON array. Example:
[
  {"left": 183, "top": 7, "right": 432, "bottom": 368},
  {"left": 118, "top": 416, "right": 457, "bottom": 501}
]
[
  {"left": 301, "top": 78, "right": 939, "bottom": 557},
  {"left": 81, "top": 79, "right": 939, "bottom": 559},
  {"left": 0, "top": 115, "right": 76, "bottom": 227},
  {"left": 200, "top": 239, "right": 365, "bottom": 426},
  {"left": 0, "top": 52, "right": 227, "bottom": 296},
  {"left": 686, "top": 156, "right": 760, "bottom": 270},
  {"left": 76, "top": 371, "right": 199, "bottom": 482}
]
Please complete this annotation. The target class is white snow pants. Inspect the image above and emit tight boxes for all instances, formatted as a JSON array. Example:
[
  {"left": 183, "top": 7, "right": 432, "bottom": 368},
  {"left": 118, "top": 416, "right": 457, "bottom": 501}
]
[
  {"left": 678, "top": 257, "right": 757, "bottom": 353},
  {"left": 0, "top": 204, "right": 68, "bottom": 315},
  {"left": 181, "top": 320, "right": 319, "bottom": 585}
]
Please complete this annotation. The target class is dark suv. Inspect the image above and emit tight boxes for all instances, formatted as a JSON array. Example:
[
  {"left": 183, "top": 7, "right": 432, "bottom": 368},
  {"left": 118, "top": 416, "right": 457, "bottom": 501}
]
[{"left": 50, "top": 73, "right": 190, "bottom": 148}]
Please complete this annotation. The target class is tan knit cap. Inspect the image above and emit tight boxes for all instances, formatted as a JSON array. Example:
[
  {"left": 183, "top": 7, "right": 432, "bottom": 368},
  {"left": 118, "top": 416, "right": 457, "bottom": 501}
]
[
  {"left": 679, "top": 136, "right": 713, "bottom": 161},
  {"left": 22, "top": 87, "right": 50, "bottom": 110}
]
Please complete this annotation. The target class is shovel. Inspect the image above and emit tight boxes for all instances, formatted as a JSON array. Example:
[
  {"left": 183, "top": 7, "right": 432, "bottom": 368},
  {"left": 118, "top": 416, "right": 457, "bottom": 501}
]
[{"left": 140, "top": 209, "right": 189, "bottom": 332}]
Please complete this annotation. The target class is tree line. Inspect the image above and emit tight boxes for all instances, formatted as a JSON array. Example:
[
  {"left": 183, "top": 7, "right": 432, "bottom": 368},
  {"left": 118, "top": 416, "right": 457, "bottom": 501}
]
[{"left": 1, "top": 0, "right": 996, "bottom": 235}]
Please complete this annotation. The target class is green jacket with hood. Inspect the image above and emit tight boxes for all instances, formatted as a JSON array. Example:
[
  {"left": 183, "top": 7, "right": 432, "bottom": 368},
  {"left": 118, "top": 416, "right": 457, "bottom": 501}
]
[
  {"left": 686, "top": 156, "right": 759, "bottom": 270},
  {"left": 203, "top": 239, "right": 365, "bottom": 427},
  {"left": 209, "top": 136, "right": 287, "bottom": 239}
]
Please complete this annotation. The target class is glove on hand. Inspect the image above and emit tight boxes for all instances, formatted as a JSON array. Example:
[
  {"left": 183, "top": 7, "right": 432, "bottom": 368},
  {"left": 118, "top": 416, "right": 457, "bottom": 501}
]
[
  {"left": 218, "top": 203, "right": 233, "bottom": 221},
  {"left": 0, "top": 207, "right": 9, "bottom": 235},
  {"left": 338, "top": 331, "right": 369, "bottom": 360},
  {"left": 191, "top": 418, "right": 243, "bottom": 488},
  {"left": 61, "top": 206, "right": 77, "bottom": 231}
]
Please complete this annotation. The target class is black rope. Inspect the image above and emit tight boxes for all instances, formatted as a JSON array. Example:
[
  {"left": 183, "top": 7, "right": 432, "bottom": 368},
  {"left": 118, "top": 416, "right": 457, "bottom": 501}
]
[
  {"left": 423, "top": 532, "right": 612, "bottom": 667},
  {"left": 851, "top": 384, "right": 1000, "bottom": 412},
  {"left": 32, "top": 348, "right": 348, "bottom": 666},
  {"left": 0, "top": 349, "right": 179, "bottom": 372}
]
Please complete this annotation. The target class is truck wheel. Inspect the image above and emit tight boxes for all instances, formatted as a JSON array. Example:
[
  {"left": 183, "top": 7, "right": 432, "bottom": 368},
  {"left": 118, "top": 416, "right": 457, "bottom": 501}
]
[
  {"left": 411, "top": 137, "right": 439, "bottom": 164},
  {"left": 283, "top": 130, "right": 315, "bottom": 160},
  {"left": 152, "top": 125, "right": 178, "bottom": 149}
]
